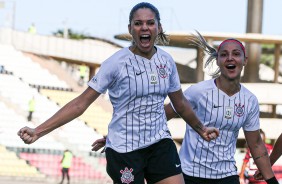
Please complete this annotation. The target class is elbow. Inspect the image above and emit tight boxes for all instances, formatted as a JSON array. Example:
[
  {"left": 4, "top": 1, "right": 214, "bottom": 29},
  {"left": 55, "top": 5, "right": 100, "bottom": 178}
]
[
  {"left": 173, "top": 103, "right": 185, "bottom": 116},
  {"left": 75, "top": 103, "right": 87, "bottom": 116},
  {"left": 70, "top": 99, "right": 87, "bottom": 117}
]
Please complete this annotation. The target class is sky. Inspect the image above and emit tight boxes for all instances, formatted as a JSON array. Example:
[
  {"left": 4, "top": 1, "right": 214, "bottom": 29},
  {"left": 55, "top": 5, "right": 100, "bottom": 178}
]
[{"left": 1, "top": 0, "right": 282, "bottom": 43}]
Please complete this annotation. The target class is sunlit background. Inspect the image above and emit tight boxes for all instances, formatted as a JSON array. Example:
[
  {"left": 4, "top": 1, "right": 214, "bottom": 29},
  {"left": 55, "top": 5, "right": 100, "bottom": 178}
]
[{"left": 0, "top": 0, "right": 282, "bottom": 183}]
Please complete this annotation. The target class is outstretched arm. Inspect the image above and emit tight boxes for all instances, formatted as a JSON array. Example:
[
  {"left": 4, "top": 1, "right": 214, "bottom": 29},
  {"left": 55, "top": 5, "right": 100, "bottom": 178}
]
[
  {"left": 18, "top": 87, "right": 100, "bottom": 144},
  {"left": 167, "top": 90, "right": 219, "bottom": 141}
]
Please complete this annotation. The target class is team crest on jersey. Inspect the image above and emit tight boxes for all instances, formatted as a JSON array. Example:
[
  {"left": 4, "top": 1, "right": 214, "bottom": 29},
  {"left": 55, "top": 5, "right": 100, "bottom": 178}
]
[
  {"left": 120, "top": 167, "right": 134, "bottom": 184},
  {"left": 156, "top": 64, "right": 168, "bottom": 78},
  {"left": 235, "top": 103, "right": 245, "bottom": 117}
]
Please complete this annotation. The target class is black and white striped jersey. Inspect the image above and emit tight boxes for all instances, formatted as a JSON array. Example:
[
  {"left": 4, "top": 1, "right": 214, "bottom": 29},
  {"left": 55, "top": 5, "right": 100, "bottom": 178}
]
[
  {"left": 179, "top": 79, "right": 260, "bottom": 179},
  {"left": 88, "top": 47, "right": 181, "bottom": 153}
]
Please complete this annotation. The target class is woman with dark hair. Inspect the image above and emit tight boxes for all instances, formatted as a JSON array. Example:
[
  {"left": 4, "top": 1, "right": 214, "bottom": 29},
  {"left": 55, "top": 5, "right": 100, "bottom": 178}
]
[{"left": 18, "top": 3, "right": 218, "bottom": 184}]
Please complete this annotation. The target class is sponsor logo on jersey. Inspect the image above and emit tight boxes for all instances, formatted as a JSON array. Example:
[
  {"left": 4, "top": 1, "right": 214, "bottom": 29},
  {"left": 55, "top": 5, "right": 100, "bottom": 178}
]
[
  {"left": 92, "top": 76, "right": 98, "bottom": 83},
  {"left": 224, "top": 106, "right": 233, "bottom": 119}
]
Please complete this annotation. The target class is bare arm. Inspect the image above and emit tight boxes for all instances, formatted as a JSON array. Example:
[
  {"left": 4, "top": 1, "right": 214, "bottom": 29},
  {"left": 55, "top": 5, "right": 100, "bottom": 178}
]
[
  {"left": 18, "top": 87, "right": 101, "bottom": 144},
  {"left": 239, "top": 151, "right": 249, "bottom": 184},
  {"left": 244, "top": 130, "right": 275, "bottom": 180},
  {"left": 239, "top": 161, "right": 248, "bottom": 184},
  {"left": 168, "top": 90, "right": 219, "bottom": 141},
  {"left": 269, "top": 133, "right": 282, "bottom": 166}
]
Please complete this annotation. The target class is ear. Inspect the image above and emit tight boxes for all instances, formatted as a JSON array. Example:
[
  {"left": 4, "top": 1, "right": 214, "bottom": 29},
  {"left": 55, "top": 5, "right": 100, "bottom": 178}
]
[
  {"left": 128, "top": 24, "right": 132, "bottom": 35},
  {"left": 243, "top": 56, "right": 248, "bottom": 66},
  {"left": 158, "top": 24, "right": 162, "bottom": 35},
  {"left": 216, "top": 59, "right": 219, "bottom": 66}
]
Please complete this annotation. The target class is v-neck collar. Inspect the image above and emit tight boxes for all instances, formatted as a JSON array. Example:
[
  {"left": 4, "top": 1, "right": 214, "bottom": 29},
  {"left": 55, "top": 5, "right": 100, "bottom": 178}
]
[
  {"left": 127, "top": 46, "right": 158, "bottom": 61},
  {"left": 213, "top": 79, "right": 241, "bottom": 99}
]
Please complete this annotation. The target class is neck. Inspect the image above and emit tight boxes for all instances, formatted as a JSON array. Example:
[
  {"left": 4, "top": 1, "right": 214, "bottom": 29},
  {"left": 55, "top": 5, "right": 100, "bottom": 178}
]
[
  {"left": 216, "top": 77, "right": 241, "bottom": 96},
  {"left": 129, "top": 45, "right": 156, "bottom": 60}
]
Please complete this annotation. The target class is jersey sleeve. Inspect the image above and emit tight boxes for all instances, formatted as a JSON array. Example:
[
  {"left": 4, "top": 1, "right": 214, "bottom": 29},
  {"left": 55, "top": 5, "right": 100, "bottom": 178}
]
[
  {"left": 170, "top": 84, "right": 197, "bottom": 113},
  {"left": 242, "top": 96, "right": 260, "bottom": 131},
  {"left": 167, "top": 58, "right": 181, "bottom": 93},
  {"left": 182, "top": 85, "right": 197, "bottom": 110},
  {"left": 88, "top": 56, "right": 120, "bottom": 94}
]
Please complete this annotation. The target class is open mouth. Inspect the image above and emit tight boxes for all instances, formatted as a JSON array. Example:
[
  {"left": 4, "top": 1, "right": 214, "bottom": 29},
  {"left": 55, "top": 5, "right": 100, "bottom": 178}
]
[
  {"left": 140, "top": 35, "right": 151, "bottom": 44},
  {"left": 226, "top": 64, "right": 236, "bottom": 70}
]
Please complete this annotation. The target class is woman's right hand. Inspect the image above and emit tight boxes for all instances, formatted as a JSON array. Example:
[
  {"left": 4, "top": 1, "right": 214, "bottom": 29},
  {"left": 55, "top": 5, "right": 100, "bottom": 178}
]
[
  {"left": 17, "top": 127, "right": 39, "bottom": 144},
  {"left": 91, "top": 136, "right": 106, "bottom": 153}
]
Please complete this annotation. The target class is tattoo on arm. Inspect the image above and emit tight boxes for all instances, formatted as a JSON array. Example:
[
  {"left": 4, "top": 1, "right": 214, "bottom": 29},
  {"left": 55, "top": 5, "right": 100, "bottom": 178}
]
[
  {"left": 254, "top": 151, "right": 268, "bottom": 160},
  {"left": 194, "top": 122, "right": 204, "bottom": 133}
]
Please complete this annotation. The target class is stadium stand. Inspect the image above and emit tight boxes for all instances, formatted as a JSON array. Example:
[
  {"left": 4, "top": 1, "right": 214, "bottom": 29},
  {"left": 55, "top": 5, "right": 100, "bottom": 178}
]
[
  {"left": 0, "top": 44, "right": 70, "bottom": 90},
  {"left": 0, "top": 145, "right": 45, "bottom": 178},
  {"left": 1, "top": 29, "right": 282, "bottom": 183},
  {"left": 0, "top": 42, "right": 112, "bottom": 183},
  {"left": 40, "top": 89, "right": 112, "bottom": 136}
]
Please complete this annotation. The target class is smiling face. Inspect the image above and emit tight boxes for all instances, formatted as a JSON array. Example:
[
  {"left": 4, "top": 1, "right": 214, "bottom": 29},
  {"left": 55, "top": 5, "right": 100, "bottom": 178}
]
[
  {"left": 217, "top": 40, "right": 247, "bottom": 81},
  {"left": 128, "top": 8, "right": 160, "bottom": 58}
]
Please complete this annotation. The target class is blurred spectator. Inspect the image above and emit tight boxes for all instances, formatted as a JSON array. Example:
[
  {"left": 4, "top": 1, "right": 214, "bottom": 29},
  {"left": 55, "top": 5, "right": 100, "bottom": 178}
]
[
  {"left": 0, "top": 65, "right": 4, "bottom": 73},
  {"left": 28, "top": 23, "right": 37, "bottom": 34},
  {"left": 78, "top": 64, "right": 87, "bottom": 86},
  {"left": 27, "top": 96, "right": 35, "bottom": 122},
  {"left": 59, "top": 149, "right": 73, "bottom": 184},
  {"left": 239, "top": 129, "right": 273, "bottom": 184}
]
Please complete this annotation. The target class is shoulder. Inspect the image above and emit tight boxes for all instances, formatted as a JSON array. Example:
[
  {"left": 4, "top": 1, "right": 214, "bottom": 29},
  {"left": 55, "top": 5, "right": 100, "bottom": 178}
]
[
  {"left": 183, "top": 79, "right": 215, "bottom": 99},
  {"left": 240, "top": 84, "right": 259, "bottom": 102},
  {"left": 156, "top": 47, "right": 174, "bottom": 61},
  {"left": 104, "top": 47, "right": 131, "bottom": 64},
  {"left": 101, "top": 47, "right": 132, "bottom": 69},
  {"left": 185, "top": 79, "right": 214, "bottom": 93}
]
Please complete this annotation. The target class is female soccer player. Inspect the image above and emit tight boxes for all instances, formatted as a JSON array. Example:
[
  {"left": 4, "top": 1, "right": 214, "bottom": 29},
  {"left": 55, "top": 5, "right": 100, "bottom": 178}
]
[{"left": 18, "top": 3, "right": 218, "bottom": 184}]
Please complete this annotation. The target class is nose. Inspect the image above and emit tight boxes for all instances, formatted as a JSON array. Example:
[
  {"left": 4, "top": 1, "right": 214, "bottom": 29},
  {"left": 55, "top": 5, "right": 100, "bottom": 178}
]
[
  {"left": 227, "top": 54, "right": 233, "bottom": 61},
  {"left": 141, "top": 23, "right": 148, "bottom": 30}
]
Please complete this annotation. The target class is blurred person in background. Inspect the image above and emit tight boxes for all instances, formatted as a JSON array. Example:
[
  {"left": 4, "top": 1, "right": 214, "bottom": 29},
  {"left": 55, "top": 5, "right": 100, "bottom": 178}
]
[
  {"left": 28, "top": 23, "right": 37, "bottom": 34},
  {"left": 78, "top": 64, "right": 87, "bottom": 86},
  {"left": 239, "top": 129, "right": 273, "bottom": 184},
  {"left": 59, "top": 149, "right": 73, "bottom": 184},
  {"left": 27, "top": 96, "right": 35, "bottom": 122},
  {"left": 18, "top": 2, "right": 219, "bottom": 184}
]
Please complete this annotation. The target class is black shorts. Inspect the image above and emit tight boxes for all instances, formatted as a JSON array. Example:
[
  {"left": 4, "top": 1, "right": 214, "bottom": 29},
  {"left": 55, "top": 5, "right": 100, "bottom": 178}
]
[
  {"left": 62, "top": 168, "right": 69, "bottom": 173},
  {"left": 105, "top": 138, "right": 182, "bottom": 184},
  {"left": 183, "top": 173, "right": 239, "bottom": 184}
]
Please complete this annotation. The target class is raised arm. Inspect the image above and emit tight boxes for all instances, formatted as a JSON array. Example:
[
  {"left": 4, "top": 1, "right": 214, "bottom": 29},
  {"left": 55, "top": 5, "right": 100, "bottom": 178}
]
[
  {"left": 18, "top": 87, "right": 101, "bottom": 144},
  {"left": 167, "top": 89, "right": 219, "bottom": 141}
]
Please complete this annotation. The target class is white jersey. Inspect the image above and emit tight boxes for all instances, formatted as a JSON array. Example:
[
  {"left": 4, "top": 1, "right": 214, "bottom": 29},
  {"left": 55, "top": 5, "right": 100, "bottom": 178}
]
[
  {"left": 178, "top": 79, "right": 260, "bottom": 179},
  {"left": 88, "top": 47, "right": 181, "bottom": 153}
]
